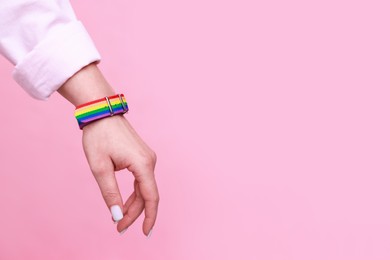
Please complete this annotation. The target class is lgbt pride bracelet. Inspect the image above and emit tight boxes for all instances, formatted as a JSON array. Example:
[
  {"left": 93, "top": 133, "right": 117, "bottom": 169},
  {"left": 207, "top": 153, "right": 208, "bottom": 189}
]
[{"left": 74, "top": 94, "right": 129, "bottom": 129}]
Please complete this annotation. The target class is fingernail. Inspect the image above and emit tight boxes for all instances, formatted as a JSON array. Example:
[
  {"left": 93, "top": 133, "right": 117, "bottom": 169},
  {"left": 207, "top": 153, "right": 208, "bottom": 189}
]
[
  {"left": 119, "top": 228, "right": 128, "bottom": 235},
  {"left": 147, "top": 228, "right": 153, "bottom": 239},
  {"left": 110, "top": 205, "right": 123, "bottom": 222}
]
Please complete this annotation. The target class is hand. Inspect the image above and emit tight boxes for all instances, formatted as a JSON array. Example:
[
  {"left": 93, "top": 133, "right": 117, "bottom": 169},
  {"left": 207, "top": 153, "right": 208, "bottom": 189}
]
[
  {"left": 57, "top": 63, "right": 159, "bottom": 236},
  {"left": 82, "top": 114, "right": 159, "bottom": 236}
]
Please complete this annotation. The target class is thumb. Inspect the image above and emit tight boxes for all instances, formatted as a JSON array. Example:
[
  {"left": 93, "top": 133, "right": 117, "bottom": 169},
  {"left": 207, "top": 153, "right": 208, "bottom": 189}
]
[{"left": 92, "top": 163, "right": 124, "bottom": 223}]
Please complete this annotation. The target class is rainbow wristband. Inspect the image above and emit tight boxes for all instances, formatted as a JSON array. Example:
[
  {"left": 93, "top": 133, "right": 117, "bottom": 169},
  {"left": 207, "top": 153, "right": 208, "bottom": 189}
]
[{"left": 74, "top": 94, "right": 129, "bottom": 129}]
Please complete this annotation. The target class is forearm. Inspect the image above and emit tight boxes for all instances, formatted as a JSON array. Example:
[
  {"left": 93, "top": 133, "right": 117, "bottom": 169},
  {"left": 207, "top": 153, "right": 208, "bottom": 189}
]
[
  {"left": 0, "top": 0, "right": 101, "bottom": 100},
  {"left": 57, "top": 63, "right": 115, "bottom": 106}
]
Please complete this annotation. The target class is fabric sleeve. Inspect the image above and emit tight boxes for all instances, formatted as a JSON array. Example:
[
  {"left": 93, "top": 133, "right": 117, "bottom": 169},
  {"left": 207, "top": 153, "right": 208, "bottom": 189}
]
[{"left": 0, "top": 0, "right": 101, "bottom": 100}]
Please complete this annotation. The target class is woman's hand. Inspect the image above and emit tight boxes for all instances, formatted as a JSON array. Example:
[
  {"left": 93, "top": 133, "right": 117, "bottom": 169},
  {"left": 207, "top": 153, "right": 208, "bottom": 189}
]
[
  {"left": 82, "top": 114, "right": 159, "bottom": 236},
  {"left": 57, "top": 63, "right": 159, "bottom": 236}
]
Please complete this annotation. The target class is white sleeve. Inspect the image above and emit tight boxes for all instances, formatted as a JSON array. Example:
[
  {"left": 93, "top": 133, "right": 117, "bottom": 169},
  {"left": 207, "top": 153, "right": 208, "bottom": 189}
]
[{"left": 0, "top": 0, "right": 101, "bottom": 100}]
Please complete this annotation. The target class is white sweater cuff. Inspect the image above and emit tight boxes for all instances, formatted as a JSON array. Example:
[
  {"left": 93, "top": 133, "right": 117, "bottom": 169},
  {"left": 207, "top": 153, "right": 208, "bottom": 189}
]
[{"left": 12, "top": 21, "right": 101, "bottom": 100}]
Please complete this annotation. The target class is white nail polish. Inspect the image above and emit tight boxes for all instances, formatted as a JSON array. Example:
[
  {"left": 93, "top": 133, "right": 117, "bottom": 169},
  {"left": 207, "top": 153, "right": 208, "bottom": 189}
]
[
  {"left": 147, "top": 228, "right": 153, "bottom": 239},
  {"left": 119, "top": 228, "right": 128, "bottom": 235},
  {"left": 110, "top": 205, "right": 123, "bottom": 222}
]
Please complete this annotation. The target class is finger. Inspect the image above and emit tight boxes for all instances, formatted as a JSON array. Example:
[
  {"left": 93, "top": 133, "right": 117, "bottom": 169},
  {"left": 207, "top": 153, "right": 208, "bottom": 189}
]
[
  {"left": 92, "top": 164, "right": 124, "bottom": 222},
  {"left": 123, "top": 191, "right": 136, "bottom": 213},
  {"left": 117, "top": 182, "right": 145, "bottom": 233},
  {"left": 112, "top": 192, "right": 135, "bottom": 225},
  {"left": 112, "top": 190, "right": 134, "bottom": 223},
  {"left": 136, "top": 173, "right": 159, "bottom": 236},
  {"left": 123, "top": 180, "right": 142, "bottom": 212}
]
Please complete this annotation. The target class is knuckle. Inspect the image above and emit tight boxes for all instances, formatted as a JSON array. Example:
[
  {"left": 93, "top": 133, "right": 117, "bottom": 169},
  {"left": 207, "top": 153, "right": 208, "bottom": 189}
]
[
  {"left": 150, "top": 150, "right": 157, "bottom": 163},
  {"left": 90, "top": 162, "right": 108, "bottom": 176},
  {"left": 102, "top": 191, "right": 119, "bottom": 202},
  {"left": 90, "top": 165, "right": 104, "bottom": 175},
  {"left": 151, "top": 194, "right": 160, "bottom": 203},
  {"left": 138, "top": 152, "right": 157, "bottom": 169}
]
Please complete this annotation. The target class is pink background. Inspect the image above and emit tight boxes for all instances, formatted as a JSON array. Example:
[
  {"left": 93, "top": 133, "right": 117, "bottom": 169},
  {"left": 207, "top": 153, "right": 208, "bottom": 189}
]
[{"left": 1, "top": 0, "right": 390, "bottom": 259}]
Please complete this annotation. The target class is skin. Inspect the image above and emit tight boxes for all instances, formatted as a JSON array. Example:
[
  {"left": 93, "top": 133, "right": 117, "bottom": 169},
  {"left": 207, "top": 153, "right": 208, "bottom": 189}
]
[{"left": 57, "top": 63, "right": 159, "bottom": 236}]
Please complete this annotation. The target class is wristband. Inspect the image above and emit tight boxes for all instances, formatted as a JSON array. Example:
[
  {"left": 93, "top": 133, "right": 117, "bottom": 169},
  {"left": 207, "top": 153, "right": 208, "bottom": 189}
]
[{"left": 74, "top": 94, "right": 129, "bottom": 129}]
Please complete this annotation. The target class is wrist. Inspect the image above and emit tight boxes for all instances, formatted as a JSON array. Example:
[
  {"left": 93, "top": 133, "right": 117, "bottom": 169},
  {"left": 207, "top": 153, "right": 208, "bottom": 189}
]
[
  {"left": 82, "top": 113, "right": 126, "bottom": 132},
  {"left": 75, "top": 94, "right": 129, "bottom": 129}
]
